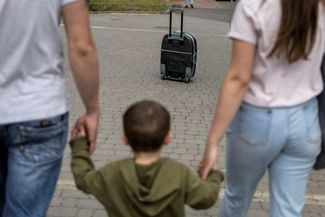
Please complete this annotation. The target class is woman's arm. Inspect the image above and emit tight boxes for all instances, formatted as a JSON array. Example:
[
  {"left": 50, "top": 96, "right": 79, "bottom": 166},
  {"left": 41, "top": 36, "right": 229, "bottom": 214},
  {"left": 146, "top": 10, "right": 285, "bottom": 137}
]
[{"left": 200, "top": 39, "right": 256, "bottom": 179}]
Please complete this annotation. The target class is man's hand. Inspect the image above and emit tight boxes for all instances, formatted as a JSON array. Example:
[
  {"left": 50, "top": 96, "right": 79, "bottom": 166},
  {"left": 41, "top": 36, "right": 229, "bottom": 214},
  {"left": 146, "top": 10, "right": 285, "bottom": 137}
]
[
  {"left": 70, "top": 125, "right": 86, "bottom": 140},
  {"left": 71, "top": 111, "right": 99, "bottom": 155}
]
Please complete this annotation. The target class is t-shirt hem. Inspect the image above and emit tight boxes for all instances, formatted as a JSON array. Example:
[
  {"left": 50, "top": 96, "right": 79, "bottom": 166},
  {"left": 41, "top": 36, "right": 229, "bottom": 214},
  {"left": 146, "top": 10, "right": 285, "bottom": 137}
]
[
  {"left": 0, "top": 107, "right": 69, "bottom": 125},
  {"left": 243, "top": 93, "right": 321, "bottom": 108}
]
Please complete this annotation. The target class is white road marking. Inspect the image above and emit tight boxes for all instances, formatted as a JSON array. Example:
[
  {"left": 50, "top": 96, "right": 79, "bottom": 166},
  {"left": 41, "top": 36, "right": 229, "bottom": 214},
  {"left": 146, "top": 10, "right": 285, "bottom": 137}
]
[
  {"left": 90, "top": 25, "right": 227, "bottom": 37},
  {"left": 61, "top": 24, "right": 226, "bottom": 37},
  {"left": 57, "top": 179, "right": 325, "bottom": 206},
  {"left": 91, "top": 25, "right": 165, "bottom": 33}
]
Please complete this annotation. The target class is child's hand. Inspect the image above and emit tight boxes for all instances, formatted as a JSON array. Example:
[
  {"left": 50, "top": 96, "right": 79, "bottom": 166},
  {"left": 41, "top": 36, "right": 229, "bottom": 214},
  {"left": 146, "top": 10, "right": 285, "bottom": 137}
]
[{"left": 70, "top": 126, "right": 86, "bottom": 141}]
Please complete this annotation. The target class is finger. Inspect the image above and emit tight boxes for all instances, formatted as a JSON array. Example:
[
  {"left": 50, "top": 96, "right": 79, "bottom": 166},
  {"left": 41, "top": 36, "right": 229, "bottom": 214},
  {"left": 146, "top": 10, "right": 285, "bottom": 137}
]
[
  {"left": 200, "top": 163, "right": 213, "bottom": 180},
  {"left": 89, "top": 141, "right": 96, "bottom": 155},
  {"left": 86, "top": 129, "right": 96, "bottom": 145},
  {"left": 85, "top": 126, "right": 96, "bottom": 155},
  {"left": 201, "top": 168, "right": 209, "bottom": 180},
  {"left": 197, "top": 161, "right": 202, "bottom": 172},
  {"left": 79, "top": 126, "right": 86, "bottom": 137},
  {"left": 76, "top": 122, "right": 84, "bottom": 131},
  {"left": 75, "top": 117, "right": 84, "bottom": 130},
  {"left": 70, "top": 128, "right": 79, "bottom": 140}
]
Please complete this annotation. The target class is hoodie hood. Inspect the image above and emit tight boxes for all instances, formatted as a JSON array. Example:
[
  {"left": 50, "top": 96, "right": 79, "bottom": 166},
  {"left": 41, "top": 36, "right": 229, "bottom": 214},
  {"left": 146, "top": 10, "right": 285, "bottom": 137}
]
[{"left": 120, "top": 158, "right": 181, "bottom": 216}]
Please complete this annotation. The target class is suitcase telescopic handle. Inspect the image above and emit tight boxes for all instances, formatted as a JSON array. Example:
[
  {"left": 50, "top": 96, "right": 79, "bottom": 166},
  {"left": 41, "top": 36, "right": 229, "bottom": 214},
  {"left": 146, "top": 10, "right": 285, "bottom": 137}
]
[{"left": 169, "top": 6, "right": 184, "bottom": 39}]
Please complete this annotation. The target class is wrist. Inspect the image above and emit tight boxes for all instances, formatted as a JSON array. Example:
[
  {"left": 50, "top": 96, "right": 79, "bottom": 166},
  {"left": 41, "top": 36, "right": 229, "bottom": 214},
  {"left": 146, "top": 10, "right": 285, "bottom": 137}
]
[
  {"left": 207, "top": 137, "right": 221, "bottom": 147},
  {"left": 86, "top": 105, "right": 100, "bottom": 116}
]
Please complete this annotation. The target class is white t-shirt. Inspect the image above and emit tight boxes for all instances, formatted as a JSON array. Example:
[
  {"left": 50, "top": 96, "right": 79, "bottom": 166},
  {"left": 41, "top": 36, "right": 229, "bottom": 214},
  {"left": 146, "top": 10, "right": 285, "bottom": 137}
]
[
  {"left": 228, "top": 0, "right": 325, "bottom": 107},
  {"left": 0, "top": 0, "right": 78, "bottom": 124}
]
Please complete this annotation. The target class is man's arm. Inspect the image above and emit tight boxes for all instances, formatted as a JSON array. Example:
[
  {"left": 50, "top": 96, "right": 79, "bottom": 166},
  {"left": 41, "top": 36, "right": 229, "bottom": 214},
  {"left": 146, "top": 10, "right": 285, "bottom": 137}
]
[{"left": 62, "top": 1, "right": 100, "bottom": 155}]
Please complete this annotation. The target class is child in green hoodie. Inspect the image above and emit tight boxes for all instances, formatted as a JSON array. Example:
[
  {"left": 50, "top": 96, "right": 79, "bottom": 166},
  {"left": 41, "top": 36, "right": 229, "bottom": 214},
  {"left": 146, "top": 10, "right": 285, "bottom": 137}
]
[{"left": 70, "top": 100, "right": 224, "bottom": 217}]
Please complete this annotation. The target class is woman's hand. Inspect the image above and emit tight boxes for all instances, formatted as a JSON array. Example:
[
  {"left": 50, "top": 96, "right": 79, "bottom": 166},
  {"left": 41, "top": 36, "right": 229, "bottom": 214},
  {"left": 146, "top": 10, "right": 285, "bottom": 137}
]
[{"left": 199, "top": 143, "right": 219, "bottom": 180}]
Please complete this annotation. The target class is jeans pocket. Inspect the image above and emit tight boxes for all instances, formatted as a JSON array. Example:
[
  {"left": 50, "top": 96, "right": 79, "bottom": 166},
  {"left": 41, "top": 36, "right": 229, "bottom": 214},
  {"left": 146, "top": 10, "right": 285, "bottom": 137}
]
[
  {"left": 16, "top": 114, "right": 68, "bottom": 164},
  {"left": 237, "top": 106, "right": 271, "bottom": 147},
  {"left": 303, "top": 103, "right": 322, "bottom": 154},
  {"left": 306, "top": 119, "right": 322, "bottom": 145}
]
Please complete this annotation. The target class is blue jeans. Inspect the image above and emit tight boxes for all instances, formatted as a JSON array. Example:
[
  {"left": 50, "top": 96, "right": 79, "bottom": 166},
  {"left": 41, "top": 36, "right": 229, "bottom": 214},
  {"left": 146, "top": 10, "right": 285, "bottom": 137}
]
[
  {"left": 219, "top": 99, "right": 321, "bottom": 217},
  {"left": 0, "top": 113, "right": 68, "bottom": 217}
]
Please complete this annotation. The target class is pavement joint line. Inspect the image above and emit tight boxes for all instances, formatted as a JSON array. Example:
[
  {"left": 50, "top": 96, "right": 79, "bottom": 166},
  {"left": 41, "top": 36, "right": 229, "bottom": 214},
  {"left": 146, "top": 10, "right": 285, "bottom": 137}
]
[{"left": 57, "top": 179, "right": 325, "bottom": 206}]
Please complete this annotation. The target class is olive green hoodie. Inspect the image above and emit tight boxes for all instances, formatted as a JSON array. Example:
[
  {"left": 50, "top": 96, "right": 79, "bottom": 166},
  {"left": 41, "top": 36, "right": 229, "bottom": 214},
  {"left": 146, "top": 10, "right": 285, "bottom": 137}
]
[{"left": 70, "top": 138, "right": 223, "bottom": 217}]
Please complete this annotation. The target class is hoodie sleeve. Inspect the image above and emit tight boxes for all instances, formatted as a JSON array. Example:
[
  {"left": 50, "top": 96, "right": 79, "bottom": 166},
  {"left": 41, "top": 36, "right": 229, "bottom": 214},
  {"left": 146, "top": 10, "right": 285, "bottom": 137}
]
[
  {"left": 70, "top": 138, "right": 105, "bottom": 202},
  {"left": 185, "top": 168, "right": 224, "bottom": 209}
]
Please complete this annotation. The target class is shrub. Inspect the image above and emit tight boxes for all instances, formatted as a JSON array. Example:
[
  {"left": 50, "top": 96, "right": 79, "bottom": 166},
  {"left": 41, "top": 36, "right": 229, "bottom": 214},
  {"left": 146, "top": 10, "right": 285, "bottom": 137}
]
[{"left": 89, "top": 0, "right": 168, "bottom": 12}]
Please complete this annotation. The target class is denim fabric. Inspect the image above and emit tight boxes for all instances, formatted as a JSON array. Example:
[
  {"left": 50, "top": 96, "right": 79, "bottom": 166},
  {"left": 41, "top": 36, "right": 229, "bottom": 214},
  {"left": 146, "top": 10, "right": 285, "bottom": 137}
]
[
  {"left": 219, "top": 98, "right": 321, "bottom": 217},
  {"left": 186, "top": 0, "right": 193, "bottom": 5},
  {"left": 0, "top": 113, "right": 68, "bottom": 217}
]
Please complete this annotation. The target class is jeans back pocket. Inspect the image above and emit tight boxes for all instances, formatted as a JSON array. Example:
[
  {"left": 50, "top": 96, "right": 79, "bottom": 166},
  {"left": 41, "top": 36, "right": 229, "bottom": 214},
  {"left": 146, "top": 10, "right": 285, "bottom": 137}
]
[
  {"left": 13, "top": 113, "right": 68, "bottom": 164},
  {"left": 237, "top": 105, "right": 271, "bottom": 147}
]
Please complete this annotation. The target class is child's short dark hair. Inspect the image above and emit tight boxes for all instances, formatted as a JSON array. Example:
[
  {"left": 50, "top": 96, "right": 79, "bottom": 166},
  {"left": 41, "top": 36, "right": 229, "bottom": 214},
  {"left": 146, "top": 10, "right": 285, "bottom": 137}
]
[{"left": 123, "top": 100, "right": 170, "bottom": 152}]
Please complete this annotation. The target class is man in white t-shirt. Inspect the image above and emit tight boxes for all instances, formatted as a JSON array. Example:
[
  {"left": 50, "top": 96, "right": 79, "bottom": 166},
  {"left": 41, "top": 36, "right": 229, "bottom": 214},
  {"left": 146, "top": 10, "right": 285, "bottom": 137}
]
[{"left": 0, "top": 0, "right": 99, "bottom": 216}]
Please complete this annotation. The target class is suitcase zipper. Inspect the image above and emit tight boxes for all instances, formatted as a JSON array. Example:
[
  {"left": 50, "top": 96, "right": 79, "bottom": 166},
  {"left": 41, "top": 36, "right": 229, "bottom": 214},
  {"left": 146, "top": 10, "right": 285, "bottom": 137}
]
[{"left": 161, "top": 49, "right": 192, "bottom": 55}]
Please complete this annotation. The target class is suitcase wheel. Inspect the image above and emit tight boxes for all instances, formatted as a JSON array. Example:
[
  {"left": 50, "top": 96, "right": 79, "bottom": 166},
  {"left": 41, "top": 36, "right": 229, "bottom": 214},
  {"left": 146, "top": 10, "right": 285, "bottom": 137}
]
[
  {"left": 185, "top": 67, "right": 192, "bottom": 83},
  {"left": 160, "top": 64, "right": 166, "bottom": 80}
]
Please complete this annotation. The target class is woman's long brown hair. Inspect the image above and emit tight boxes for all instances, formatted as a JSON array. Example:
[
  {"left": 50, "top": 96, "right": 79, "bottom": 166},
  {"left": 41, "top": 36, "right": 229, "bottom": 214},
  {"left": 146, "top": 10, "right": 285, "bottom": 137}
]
[{"left": 269, "top": 0, "right": 321, "bottom": 63}]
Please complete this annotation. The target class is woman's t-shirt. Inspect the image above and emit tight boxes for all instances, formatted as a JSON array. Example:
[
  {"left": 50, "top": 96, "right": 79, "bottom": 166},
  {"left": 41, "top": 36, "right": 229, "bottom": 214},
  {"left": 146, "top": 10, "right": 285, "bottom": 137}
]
[{"left": 228, "top": 0, "right": 325, "bottom": 107}]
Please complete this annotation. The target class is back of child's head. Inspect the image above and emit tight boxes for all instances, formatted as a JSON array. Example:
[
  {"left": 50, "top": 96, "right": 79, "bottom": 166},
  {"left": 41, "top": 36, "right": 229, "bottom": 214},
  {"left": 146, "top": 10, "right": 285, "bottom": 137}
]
[{"left": 123, "top": 100, "right": 170, "bottom": 152}]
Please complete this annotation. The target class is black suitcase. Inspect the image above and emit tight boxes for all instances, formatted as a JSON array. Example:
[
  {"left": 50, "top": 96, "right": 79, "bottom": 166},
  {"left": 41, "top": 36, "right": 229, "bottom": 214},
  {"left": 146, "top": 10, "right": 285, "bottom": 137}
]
[{"left": 160, "top": 7, "right": 197, "bottom": 83}]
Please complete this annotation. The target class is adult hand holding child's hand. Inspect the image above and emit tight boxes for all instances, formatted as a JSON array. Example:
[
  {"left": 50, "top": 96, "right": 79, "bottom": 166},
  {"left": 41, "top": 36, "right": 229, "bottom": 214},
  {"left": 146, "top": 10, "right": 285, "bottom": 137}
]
[
  {"left": 70, "top": 125, "right": 87, "bottom": 141},
  {"left": 71, "top": 111, "right": 99, "bottom": 155},
  {"left": 199, "top": 143, "right": 219, "bottom": 180}
]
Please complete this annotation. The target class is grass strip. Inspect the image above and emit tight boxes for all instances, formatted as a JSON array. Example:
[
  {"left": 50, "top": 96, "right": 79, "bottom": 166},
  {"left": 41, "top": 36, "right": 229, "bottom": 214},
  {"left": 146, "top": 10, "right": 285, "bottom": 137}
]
[{"left": 89, "top": 0, "right": 168, "bottom": 12}]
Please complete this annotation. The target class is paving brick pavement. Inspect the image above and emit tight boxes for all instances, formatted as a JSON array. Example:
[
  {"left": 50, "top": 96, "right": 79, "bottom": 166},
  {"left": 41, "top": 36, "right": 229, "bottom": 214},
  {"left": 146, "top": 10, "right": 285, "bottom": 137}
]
[{"left": 47, "top": 11, "right": 325, "bottom": 217}]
